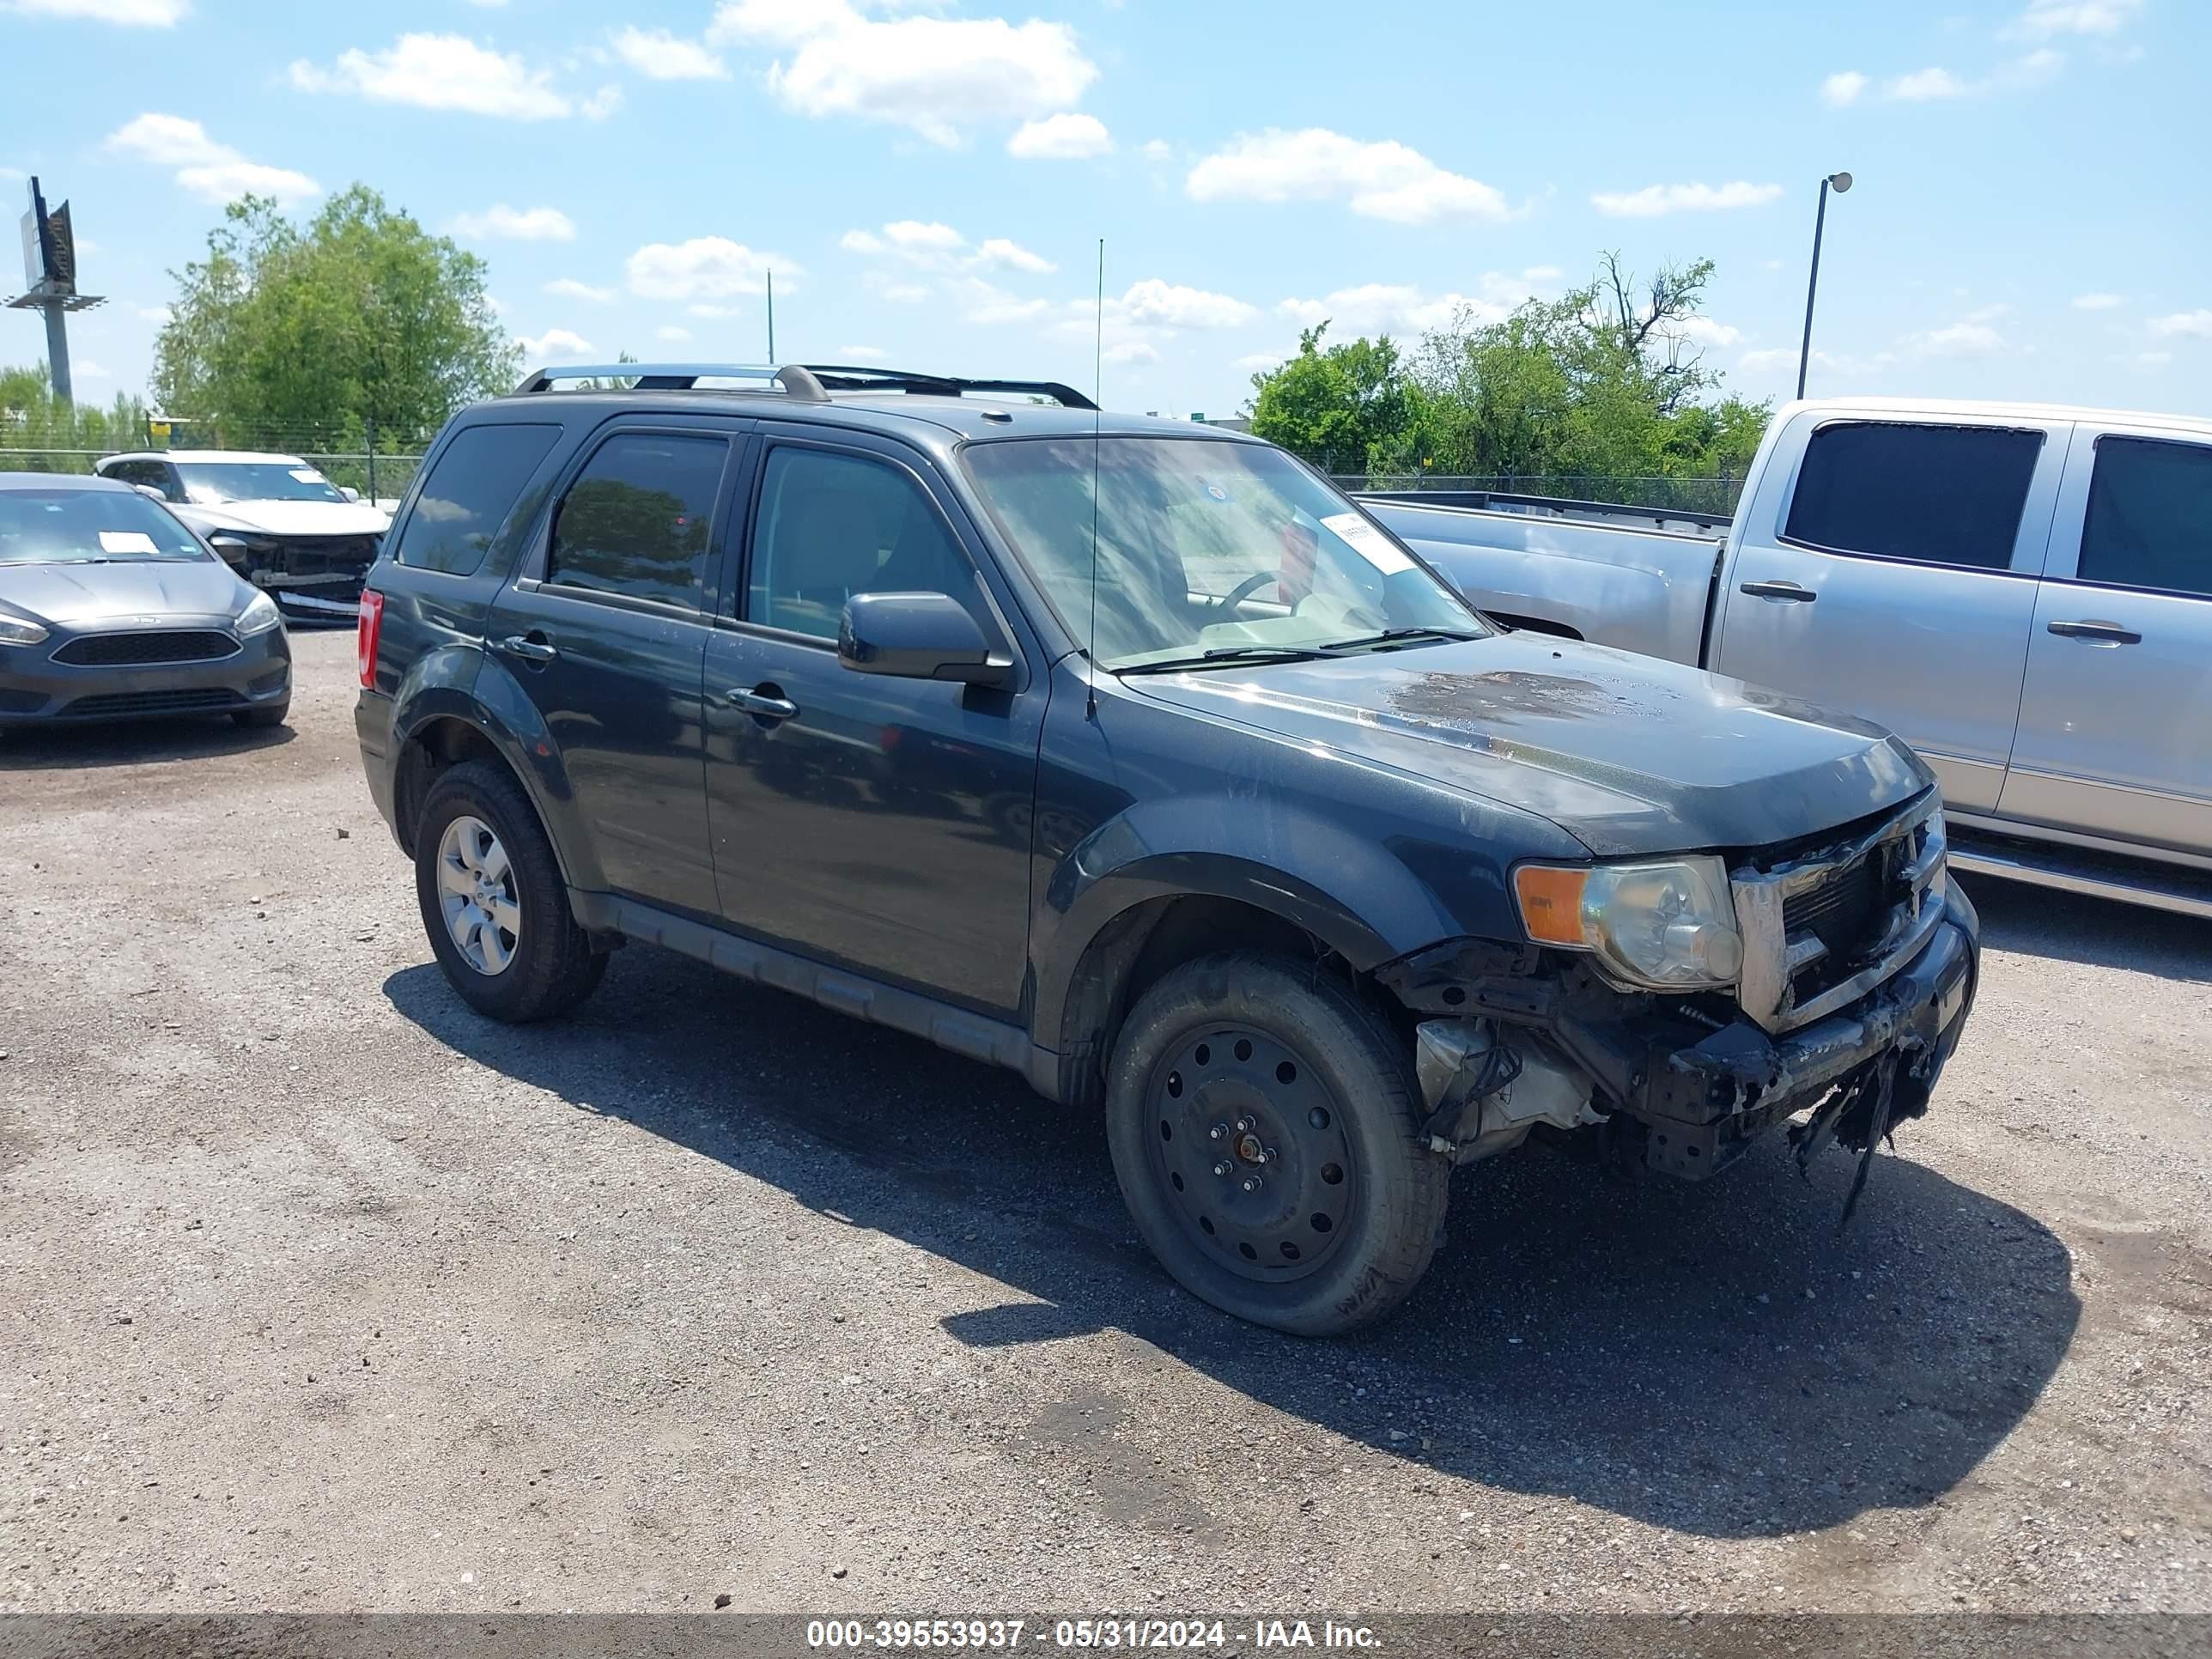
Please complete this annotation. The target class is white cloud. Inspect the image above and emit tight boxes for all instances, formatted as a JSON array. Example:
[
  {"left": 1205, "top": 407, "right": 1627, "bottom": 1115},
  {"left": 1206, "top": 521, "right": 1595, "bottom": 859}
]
[
  {"left": 655, "top": 325, "right": 693, "bottom": 343},
  {"left": 2132, "top": 349, "right": 2172, "bottom": 368},
  {"left": 289, "top": 33, "right": 596, "bottom": 120},
  {"left": 611, "top": 26, "right": 727, "bottom": 80},
  {"left": 2003, "top": 0, "right": 2142, "bottom": 40},
  {"left": 1884, "top": 50, "right": 2062, "bottom": 101},
  {"left": 953, "top": 277, "right": 1050, "bottom": 325},
  {"left": 1140, "top": 138, "right": 1174, "bottom": 162},
  {"left": 580, "top": 85, "right": 623, "bottom": 120},
  {"left": 1590, "top": 180, "right": 1784, "bottom": 218},
  {"left": 1886, "top": 66, "right": 1972, "bottom": 100},
  {"left": 135, "top": 304, "right": 172, "bottom": 324},
  {"left": 1273, "top": 270, "right": 1558, "bottom": 337},
  {"left": 1236, "top": 351, "right": 1285, "bottom": 372},
  {"left": 884, "top": 219, "right": 964, "bottom": 253},
  {"left": 520, "top": 328, "right": 595, "bottom": 362},
  {"left": 707, "top": 0, "right": 1098, "bottom": 147},
  {"left": 102, "top": 112, "right": 319, "bottom": 206},
  {"left": 1103, "top": 341, "right": 1159, "bottom": 366},
  {"left": 833, "top": 344, "right": 890, "bottom": 362},
  {"left": 544, "top": 277, "right": 616, "bottom": 303},
  {"left": 688, "top": 302, "right": 740, "bottom": 319},
  {"left": 1820, "top": 70, "right": 1869, "bottom": 107},
  {"left": 1007, "top": 112, "right": 1111, "bottom": 160},
  {"left": 974, "top": 237, "right": 1054, "bottom": 275},
  {"left": 627, "top": 236, "right": 796, "bottom": 301},
  {"left": 73, "top": 358, "right": 112, "bottom": 378},
  {"left": 875, "top": 280, "right": 929, "bottom": 304},
  {"left": 2148, "top": 310, "right": 2212, "bottom": 339},
  {"left": 452, "top": 204, "right": 577, "bottom": 242},
  {"left": 2071, "top": 292, "right": 2124, "bottom": 310},
  {"left": 1663, "top": 316, "right": 1743, "bottom": 349},
  {"left": 1185, "top": 128, "right": 1509, "bottom": 224},
  {"left": 6, "top": 0, "right": 187, "bottom": 21},
  {"left": 1115, "top": 278, "right": 1255, "bottom": 330},
  {"left": 840, "top": 228, "right": 884, "bottom": 255}
]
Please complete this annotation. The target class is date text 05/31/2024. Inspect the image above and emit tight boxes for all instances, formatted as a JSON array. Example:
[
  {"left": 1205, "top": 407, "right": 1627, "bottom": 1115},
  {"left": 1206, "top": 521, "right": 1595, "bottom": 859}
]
[{"left": 805, "top": 1620, "right": 1384, "bottom": 1650}]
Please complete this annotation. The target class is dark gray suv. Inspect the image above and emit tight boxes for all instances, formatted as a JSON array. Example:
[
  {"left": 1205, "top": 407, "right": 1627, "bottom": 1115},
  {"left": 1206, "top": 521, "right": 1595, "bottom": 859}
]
[{"left": 354, "top": 362, "right": 1978, "bottom": 1335}]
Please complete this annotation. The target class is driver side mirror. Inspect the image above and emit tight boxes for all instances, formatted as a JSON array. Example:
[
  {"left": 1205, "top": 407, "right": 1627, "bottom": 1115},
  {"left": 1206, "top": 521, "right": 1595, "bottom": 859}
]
[
  {"left": 338, "top": 486, "right": 362, "bottom": 504},
  {"left": 839, "top": 591, "right": 1010, "bottom": 688},
  {"left": 131, "top": 483, "right": 167, "bottom": 501}
]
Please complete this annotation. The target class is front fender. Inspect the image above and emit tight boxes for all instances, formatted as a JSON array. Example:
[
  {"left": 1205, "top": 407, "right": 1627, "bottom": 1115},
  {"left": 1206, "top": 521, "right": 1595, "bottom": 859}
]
[{"left": 1030, "top": 792, "right": 1474, "bottom": 1054}]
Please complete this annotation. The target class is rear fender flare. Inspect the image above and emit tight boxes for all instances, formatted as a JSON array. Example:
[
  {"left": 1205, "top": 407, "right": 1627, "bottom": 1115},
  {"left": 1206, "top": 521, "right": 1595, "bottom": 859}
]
[{"left": 390, "top": 649, "right": 603, "bottom": 893}]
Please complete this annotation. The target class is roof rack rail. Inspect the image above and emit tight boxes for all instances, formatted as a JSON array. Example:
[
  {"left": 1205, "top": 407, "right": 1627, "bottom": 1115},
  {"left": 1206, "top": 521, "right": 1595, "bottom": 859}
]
[
  {"left": 510, "top": 362, "right": 830, "bottom": 400},
  {"left": 797, "top": 364, "right": 1099, "bottom": 411}
]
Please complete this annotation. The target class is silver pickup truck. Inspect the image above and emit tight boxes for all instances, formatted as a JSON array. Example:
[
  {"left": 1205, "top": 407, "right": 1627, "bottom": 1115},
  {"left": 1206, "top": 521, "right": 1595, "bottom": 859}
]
[{"left": 1363, "top": 397, "right": 2212, "bottom": 919}]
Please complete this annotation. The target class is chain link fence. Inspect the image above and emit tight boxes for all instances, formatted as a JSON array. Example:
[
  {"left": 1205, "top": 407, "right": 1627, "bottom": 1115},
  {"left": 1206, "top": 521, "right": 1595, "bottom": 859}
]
[{"left": 0, "top": 441, "right": 431, "bottom": 509}]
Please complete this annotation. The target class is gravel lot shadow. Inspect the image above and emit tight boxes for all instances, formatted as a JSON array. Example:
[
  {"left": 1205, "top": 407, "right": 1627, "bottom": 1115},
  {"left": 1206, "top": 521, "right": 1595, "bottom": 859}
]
[
  {"left": 386, "top": 946, "right": 2079, "bottom": 1542},
  {"left": 0, "top": 714, "right": 294, "bottom": 772},
  {"left": 1961, "top": 874, "right": 2212, "bottom": 983}
]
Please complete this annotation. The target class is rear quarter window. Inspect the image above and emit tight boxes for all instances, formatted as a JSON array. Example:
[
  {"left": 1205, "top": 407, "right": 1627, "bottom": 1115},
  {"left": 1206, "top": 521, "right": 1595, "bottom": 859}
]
[
  {"left": 391, "top": 423, "right": 562, "bottom": 577},
  {"left": 1784, "top": 421, "right": 2044, "bottom": 571},
  {"left": 2079, "top": 435, "right": 2212, "bottom": 599}
]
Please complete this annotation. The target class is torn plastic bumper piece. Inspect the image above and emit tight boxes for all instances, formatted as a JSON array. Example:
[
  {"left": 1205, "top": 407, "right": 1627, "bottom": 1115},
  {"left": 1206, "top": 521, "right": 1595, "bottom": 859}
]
[{"left": 1632, "top": 887, "right": 1978, "bottom": 1180}]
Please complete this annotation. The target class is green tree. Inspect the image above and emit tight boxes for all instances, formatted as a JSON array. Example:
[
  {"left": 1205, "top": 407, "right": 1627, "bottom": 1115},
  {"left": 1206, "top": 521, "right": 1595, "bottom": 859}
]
[
  {"left": 0, "top": 362, "right": 149, "bottom": 471},
  {"left": 153, "top": 185, "right": 516, "bottom": 448},
  {"left": 1248, "top": 324, "right": 1413, "bottom": 473},
  {"left": 1245, "top": 255, "right": 1773, "bottom": 506}
]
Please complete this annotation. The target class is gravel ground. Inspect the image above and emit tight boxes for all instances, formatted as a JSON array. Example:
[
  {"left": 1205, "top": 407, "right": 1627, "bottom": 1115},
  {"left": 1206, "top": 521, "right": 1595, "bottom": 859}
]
[{"left": 1, "top": 629, "right": 2207, "bottom": 1616}]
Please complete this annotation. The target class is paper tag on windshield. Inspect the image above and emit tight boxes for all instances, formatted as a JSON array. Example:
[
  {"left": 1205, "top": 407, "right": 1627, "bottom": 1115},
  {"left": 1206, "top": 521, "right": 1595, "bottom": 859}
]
[
  {"left": 1321, "top": 512, "right": 1413, "bottom": 575},
  {"left": 289, "top": 469, "right": 325, "bottom": 483},
  {"left": 99, "top": 531, "right": 160, "bottom": 555}
]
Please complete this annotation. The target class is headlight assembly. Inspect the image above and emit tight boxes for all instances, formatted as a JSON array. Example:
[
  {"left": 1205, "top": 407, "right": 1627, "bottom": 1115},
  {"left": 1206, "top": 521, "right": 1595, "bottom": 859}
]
[
  {"left": 0, "top": 615, "right": 51, "bottom": 647},
  {"left": 234, "top": 589, "right": 283, "bottom": 636},
  {"left": 1514, "top": 855, "right": 1745, "bottom": 991}
]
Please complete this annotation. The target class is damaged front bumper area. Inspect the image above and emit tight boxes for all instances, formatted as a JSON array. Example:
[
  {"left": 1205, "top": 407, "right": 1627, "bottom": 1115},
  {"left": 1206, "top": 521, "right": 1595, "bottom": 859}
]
[{"left": 1383, "top": 884, "right": 1980, "bottom": 1181}]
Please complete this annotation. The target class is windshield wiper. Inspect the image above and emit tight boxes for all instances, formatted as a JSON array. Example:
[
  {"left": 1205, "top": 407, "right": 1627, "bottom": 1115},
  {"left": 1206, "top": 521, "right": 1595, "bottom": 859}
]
[
  {"left": 1115, "top": 645, "right": 1336, "bottom": 676},
  {"left": 1321, "top": 626, "right": 1486, "bottom": 653}
]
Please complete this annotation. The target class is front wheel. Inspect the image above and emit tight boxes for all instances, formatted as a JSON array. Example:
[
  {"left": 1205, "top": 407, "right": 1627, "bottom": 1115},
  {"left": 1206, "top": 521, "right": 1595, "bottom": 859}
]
[
  {"left": 413, "top": 760, "right": 606, "bottom": 1022},
  {"left": 1103, "top": 951, "right": 1449, "bottom": 1335}
]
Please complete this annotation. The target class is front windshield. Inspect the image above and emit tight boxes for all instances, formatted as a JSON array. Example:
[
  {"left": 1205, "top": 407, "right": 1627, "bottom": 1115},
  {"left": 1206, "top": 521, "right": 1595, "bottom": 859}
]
[
  {"left": 962, "top": 437, "right": 1486, "bottom": 669},
  {"left": 0, "top": 489, "right": 212, "bottom": 565},
  {"left": 177, "top": 462, "right": 346, "bottom": 506}
]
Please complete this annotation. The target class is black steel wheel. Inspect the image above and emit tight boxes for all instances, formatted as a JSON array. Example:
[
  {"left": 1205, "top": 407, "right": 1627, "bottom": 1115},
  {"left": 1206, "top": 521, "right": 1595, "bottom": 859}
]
[{"left": 1104, "top": 951, "right": 1449, "bottom": 1335}]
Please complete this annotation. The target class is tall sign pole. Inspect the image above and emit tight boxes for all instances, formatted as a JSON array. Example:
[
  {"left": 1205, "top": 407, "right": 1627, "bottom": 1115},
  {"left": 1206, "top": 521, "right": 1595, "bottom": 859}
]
[
  {"left": 1795, "top": 171, "right": 1853, "bottom": 402},
  {"left": 9, "top": 177, "right": 105, "bottom": 406}
]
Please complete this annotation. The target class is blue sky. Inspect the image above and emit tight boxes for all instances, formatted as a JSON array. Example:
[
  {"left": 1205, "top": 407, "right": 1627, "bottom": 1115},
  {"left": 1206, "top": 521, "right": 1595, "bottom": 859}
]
[{"left": 3, "top": 0, "right": 2206, "bottom": 423}]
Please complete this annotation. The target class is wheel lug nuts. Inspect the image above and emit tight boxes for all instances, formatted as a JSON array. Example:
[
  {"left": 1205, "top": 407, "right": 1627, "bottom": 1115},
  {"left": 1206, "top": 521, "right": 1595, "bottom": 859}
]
[
  {"left": 1260, "top": 1146, "right": 1277, "bottom": 1164},
  {"left": 1209, "top": 1123, "right": 1229, "bottom": 1140},
  {"left": 1212, "top": 1161, "right": 1233, "bottom": 1178},
  {"left": 1241, "top": 1176, "right": 1263, "bottom": 1194},
  {"left": 1236, "top": 1115, "right": 1256, "bottom": 1133}
]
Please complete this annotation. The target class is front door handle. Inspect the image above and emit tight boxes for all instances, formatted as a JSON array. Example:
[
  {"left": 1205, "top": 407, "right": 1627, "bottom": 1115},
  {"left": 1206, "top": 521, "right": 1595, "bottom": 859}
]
[
  {"left": 499, "top": 634, "right": 560, "bottom": 663},
  {"left": 726, "top": 686, "right": 800, "bottom": 722},
  {"left": 2047, "top": 619, "right": 2142, "bottom": 646},
  {"left": 1740, "top": 580, "right": 1816, "bottom": 603}
]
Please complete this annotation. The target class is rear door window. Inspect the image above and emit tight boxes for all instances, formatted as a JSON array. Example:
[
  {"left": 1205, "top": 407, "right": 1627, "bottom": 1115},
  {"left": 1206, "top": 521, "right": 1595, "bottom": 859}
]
[
  {"left": 1784, "top": 422, "right": 2044, "bottom": 570},
  {"left": 2078, "top": 436, "right": 2212, "bottom": 599},
  {"left": 391, "top": 424, "right": 562, "bottom": 576},
  {"left": 546, "top": 432, "right": 730, "bottom": 609}
]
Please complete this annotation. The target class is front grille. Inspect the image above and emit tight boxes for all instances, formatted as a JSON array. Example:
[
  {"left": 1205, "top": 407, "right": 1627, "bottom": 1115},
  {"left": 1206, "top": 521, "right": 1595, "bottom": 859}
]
[
  {"left": 61, "top": 688, "right": 246, "bottom": 718},
  {"left": 268, "top": 535, "right": 380, "bottom": 575},
  {"left": 1783, "top": 844, "right": 1895, "bottom": 968},
  {"left": 52, "top": 629, "right": 240, "bottom": 666}
]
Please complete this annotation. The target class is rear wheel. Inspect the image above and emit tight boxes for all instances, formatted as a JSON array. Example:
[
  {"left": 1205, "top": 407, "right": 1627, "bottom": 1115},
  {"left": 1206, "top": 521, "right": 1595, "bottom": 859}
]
[
  {"left": 1103, "top": 951, "right": 1449, "bottom": 1335},
  {"left": 413, "top": 760, "right": 605, "bottom": 1021}
]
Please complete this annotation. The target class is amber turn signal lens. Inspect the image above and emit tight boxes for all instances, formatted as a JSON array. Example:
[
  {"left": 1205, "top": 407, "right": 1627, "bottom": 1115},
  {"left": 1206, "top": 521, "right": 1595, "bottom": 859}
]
[{"left": 1513, "top": 865, "right": 1590, "bottom": 946}]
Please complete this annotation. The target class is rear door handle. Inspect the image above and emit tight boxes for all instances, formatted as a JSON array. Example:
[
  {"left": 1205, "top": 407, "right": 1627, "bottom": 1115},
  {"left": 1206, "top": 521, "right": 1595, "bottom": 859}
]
[
  {"left": 1739, "top": 580, "right": 1816, "bottom": 603},
  {"left": 2047, "top": 619, "right": 2142, "bottom": 646},
  {"left": 726, "top": 687, "right": 800, "bottom": 721},
  {"left": 499, "top": 634, "right": 560, "bottom": 663}
]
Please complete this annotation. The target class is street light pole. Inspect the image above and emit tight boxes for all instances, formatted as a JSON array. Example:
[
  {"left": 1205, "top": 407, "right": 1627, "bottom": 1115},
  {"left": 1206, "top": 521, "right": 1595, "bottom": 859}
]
[{"left": 1796, "top": 170, "right": 1853, "bottom": 401}]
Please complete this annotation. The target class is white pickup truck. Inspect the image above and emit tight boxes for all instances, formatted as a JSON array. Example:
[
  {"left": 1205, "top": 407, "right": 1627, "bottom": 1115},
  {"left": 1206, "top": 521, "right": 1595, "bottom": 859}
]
[{"left": 1363, "top": 397, "right": 2212, "bottom": 919}]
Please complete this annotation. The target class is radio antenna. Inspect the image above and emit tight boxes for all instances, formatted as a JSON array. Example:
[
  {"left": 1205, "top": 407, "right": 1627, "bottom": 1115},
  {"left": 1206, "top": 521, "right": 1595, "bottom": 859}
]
[{"left": 1085, "top": 236, "right": 1103, "bottom": 720}]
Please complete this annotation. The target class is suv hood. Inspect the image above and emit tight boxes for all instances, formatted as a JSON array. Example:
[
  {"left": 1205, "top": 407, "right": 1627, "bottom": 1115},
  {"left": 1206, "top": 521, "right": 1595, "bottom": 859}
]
[
  {"left": 0, "top": 557, "right": 250, "bottom": 628},
  {"left": 1123, "top": 633, "right": 1930, "bottom": 858},
  {"left": 178, "top": 500, "right": 391, "bottom": 538}
]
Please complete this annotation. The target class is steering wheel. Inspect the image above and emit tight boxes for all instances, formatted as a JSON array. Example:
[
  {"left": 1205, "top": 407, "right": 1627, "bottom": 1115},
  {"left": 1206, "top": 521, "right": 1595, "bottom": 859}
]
[{"left": 1216, "top": 570, "right": 1280, "bottom": 611}]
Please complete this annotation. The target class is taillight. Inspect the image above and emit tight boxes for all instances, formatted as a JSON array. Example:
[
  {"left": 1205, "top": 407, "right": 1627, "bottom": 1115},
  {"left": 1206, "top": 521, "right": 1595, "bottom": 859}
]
[{"left": 356, "top": 589, "right": 386, "bottom": 689}]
